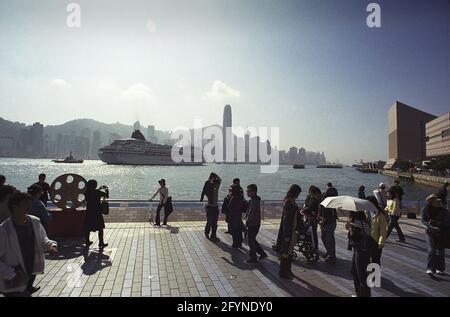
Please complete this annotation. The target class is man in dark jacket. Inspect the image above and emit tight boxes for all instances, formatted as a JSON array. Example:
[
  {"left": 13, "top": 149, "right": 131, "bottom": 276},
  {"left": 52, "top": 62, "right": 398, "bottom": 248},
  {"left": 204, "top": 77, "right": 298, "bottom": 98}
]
[
  {"left": 226, "top": 184, "right": 247, "bottom": 248},
  {"left": 200, "top": 173, "right": 221, "bottom": 242},
  {"left": 320, "top": 183, "right": 338, "bottom": 263},
  {"left": 245, "top": 184, "right": 267, "bottom": 263}
]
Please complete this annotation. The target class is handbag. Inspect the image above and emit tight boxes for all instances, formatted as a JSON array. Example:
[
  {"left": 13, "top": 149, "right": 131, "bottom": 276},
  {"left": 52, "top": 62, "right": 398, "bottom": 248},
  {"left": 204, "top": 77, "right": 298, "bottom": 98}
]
[{"left": 101, "top": 198, "right": 110, "bottom": 215}]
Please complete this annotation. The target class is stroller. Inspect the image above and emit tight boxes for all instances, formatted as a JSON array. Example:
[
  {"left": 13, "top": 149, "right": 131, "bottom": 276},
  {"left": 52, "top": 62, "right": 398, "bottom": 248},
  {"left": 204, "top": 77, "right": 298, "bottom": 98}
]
[
  {"left": 294, "top": 212, "right": 319, "bottom": 262},
  {"left": 272, "top": 210, "right": 319, "bottom": 263}
]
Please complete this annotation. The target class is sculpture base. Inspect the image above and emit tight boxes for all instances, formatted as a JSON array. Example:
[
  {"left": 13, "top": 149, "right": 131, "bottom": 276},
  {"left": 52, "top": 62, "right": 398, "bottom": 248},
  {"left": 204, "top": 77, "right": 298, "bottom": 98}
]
[{"left": 48, "top": 208, "right": 86, "bottom": 238}]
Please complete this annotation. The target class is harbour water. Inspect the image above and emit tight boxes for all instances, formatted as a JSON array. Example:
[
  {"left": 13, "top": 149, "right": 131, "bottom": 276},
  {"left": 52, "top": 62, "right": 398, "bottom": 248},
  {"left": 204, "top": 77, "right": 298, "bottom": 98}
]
[{"left": 0, "top": 158, "right": 436, "bottom": 201}]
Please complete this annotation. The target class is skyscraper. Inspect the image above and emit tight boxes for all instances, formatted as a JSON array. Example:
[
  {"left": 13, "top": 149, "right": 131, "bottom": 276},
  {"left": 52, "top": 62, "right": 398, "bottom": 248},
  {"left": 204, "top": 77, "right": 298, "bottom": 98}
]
[{"left": 223, "top": 105, "right": 232, "bottom": 162}]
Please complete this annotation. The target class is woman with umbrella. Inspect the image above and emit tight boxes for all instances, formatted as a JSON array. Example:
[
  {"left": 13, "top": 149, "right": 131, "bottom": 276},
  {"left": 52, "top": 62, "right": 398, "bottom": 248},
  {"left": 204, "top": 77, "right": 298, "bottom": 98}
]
[
  {"left": 321, "top": 196, "right": 377, "bottom": 297},
  {"left": 277, "top": 184, "right": 302, "bottom": 279}
]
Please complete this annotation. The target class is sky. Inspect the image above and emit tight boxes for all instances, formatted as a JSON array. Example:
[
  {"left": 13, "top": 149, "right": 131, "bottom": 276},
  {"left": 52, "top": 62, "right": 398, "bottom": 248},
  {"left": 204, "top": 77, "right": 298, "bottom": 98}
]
[{"left": 0, "top": 0, "right": 449, "bottom": 164}]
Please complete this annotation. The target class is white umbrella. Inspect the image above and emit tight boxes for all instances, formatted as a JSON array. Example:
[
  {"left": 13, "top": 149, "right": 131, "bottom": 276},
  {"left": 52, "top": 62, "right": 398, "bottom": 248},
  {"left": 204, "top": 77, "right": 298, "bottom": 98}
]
[{"left": 320, "top": 196, "right": 378, "bottom": 212}]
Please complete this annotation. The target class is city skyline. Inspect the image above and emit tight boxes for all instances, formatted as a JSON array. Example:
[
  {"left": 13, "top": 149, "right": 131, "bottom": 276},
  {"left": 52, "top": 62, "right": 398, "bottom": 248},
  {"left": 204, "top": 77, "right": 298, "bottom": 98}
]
[{"left": 0, "top": 0, "right": 449, "bottom": 163}]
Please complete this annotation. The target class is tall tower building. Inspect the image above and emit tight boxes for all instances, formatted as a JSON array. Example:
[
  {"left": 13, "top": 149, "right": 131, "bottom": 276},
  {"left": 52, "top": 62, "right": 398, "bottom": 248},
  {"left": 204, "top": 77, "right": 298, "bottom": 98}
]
[{"left": 223, "top": 105, "right": 232, "bottom": 162}]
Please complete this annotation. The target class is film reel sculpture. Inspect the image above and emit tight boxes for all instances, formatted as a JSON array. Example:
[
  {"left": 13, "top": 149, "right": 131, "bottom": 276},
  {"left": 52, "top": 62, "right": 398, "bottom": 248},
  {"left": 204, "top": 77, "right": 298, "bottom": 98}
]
[{"left": 50, "top": 174, "right": 87, "bottom": 209}]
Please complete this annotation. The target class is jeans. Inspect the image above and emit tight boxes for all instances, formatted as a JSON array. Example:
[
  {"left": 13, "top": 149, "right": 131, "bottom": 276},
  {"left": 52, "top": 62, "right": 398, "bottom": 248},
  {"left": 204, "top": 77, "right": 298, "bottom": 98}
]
[
  {"left": 387, "top": 215, "right": 405, "bottom": 241},
  {"left": 247, "top": 226, "right": 265, "bottom": 259},
  {"left": 311, "top": 220, "right": 319, "bottom": 251},
  {"left": 351, "top": 248, "right": 371, "bottom": 297},
  {"left": 425, "top": 233, "right": 446, "bottom": 272},
  {"left": 320, "top": 222, "right": 336, "bottom": 259},
  {"left": 230, "top": 221, "right": 243, "bottom": 247},
  {"left": 205, "top": 206, "right": 219, "bottom": 238},
  {"left": 155, "top": 203, "right": 169, "bottom": 226}
]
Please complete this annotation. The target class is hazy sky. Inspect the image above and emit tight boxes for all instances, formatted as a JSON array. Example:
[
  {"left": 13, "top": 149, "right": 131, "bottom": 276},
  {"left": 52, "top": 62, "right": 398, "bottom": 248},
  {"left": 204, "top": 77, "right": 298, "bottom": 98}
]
[{"left": 0, "top": 0, "right": 449, "bottom": 163}]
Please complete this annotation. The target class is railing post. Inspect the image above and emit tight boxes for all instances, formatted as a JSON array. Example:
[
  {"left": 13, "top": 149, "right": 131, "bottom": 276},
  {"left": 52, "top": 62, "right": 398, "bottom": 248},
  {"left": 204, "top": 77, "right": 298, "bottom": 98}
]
[{"left": 262, "top": 200, "right": 265, "bottom": 221}]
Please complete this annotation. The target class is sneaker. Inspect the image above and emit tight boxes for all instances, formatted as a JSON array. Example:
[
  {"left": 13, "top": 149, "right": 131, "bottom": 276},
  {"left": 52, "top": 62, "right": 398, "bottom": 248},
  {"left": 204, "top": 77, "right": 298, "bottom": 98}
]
[
  {"left": 426, "top": 269, "right": 434, "bottom": 275},
  {"left": 436, "top": 270, "right": 445, "bottom": 275},
  {"left": 162, "top": 223, "right": 168, "bottom": 226},
  {"left": 259, "top": 253, "right": 268, "bottom": 260},
  {"left": 231, "top": 244, "right": 242, "bottom": 249},
  {"left": 351, "top": 295, "right": 357, "bottom": 298},
  {"left": 99, "top": 243, "right": 108, "bottom": 249},
  {"left": 30, "top": 286, "right": 41, "bottom": 294},
  {"left": 246, "top": 258, "right": 258, "bottom": 264}
]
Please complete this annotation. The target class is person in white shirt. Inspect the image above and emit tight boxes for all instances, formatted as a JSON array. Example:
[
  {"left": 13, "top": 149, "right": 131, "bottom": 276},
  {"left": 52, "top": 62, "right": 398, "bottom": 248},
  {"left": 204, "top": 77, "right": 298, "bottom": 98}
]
[
  {"left": 149, "top": 179, "right": 170, "bottom": 227},
  {"left": 373, "top": 183, "right": 388, "bottom": 209},
  {"left": 0, "top": 192, "right": 57, "bottom": 297}
]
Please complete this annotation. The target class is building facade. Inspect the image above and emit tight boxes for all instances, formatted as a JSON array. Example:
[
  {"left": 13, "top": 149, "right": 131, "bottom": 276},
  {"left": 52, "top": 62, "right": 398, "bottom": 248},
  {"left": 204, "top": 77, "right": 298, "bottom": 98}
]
[
  {"left": 387, "top": 101, "right": 436, "bottom": 163},
  {"left": 426, "top": 112, "right": 450, "bottom": 158}
]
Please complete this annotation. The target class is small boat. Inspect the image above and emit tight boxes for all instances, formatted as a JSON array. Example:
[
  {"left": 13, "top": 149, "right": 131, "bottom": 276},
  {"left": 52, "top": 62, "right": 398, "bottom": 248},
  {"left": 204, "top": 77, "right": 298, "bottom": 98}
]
[
  {"left": 317, "top": 164, "right": 343, "bottom": 169},
  {"left": 52, "top": 152, "right": 84, "bottom": 164},
  {"left": 293, "top": 164, "right": 305, "bottom": 169}
]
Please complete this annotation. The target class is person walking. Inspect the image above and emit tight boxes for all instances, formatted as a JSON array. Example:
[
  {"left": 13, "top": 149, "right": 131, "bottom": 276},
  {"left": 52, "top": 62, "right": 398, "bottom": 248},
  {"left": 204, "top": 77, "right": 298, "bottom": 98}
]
[
  {"left": 421, "top": 194, "right": 449, "bottom": 276},
  {"left": 149, "top": 179, "right": 171, "bottom": 227},
  {"left": 385, "top": 189, "right": 406, "bottom": 243},
  {"left": 83, "top": 180, "right": 109, "bottom": 249},
  {"left": 200, "top": 173, "right": 221, "bottom": 243},
  {"left": 436, "top": 182, "right": 449, "bottom": 208},
  {"left": 373, "top": 183, "right": 387, "bottom": 209},
  {"left": 33, "top": 174, "right": 51, "bottom": 207},
  {"left": 226, "top": 184, "right": 247, "bottom": 248},
  {"left": 277, "top": 184, "right": 302, "bottom": 279},
  {"left": 346, "top": 210, "right": 372, "bottom": 297},
  {"left": 366, "top": 196, "right": 388, "bottom": 265},
  {"left": 358, "top": 186, "right": 366, "bottom": 199},
  {"left": 27, "top": 185, "right": 52, "bottom": 234},
  {"left": 319, "top": 183, "right": 338, "bottom": 263},
  {"left": 0, "top": 185, "right": 16, "bottom": 224},
  {"left": 245, "top": 184, "right": 267, "bottom": 263},
  {"left": 0, "top": 192, "right": 58, "bottom": 297},
  {"left": 221, "top": 187, "right": 232, "bottom": 234},
  {"left": 391, "top": 179, "right": 405, "bottom": 209}
]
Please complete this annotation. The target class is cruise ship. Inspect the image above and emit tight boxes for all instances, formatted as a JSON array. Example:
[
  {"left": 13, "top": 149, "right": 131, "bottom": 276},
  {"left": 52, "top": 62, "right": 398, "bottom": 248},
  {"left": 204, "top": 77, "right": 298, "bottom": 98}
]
[{"left": 98, "top": 130, "right": 202, "bottom": 166}]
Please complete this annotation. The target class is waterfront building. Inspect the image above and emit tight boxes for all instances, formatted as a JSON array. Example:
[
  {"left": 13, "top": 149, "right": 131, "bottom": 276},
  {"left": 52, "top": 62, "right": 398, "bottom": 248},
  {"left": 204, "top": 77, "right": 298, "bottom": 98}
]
[
  {"left": 223, "top": 105, "right": 232, "bottom": 162},
  {"left": 426, "top": 112, "right": 450, "bottom": 158},
  {"left": 386, "top": 101, "right": 436, "bottom": 168}
]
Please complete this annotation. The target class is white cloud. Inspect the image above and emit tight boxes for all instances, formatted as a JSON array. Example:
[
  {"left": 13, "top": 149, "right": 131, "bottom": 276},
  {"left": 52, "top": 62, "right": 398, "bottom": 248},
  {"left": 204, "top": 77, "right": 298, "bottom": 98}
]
[
  {"left": 122, "top": 83, "right": 155, "bottom": 103},
  {"left": 205, "top": 80, "right": 241, "bottom": 100},
  {"left": 146, "top": 18, "right": 157, "bottom": 33},
  {"left": 50, "top": 78, "right": 70, "bottom": 88}
]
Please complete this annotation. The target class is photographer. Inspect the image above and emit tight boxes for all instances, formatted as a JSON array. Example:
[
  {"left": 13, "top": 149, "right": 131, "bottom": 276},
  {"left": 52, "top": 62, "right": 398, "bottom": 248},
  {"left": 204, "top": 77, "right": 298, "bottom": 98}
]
[
  {"left": 421, "top": 194, "right": 449, "bottom": 276},
  {"left": 84, "top": 180, "right": 109, "bottom": 249},
  {"left": 200, "top": 173, "right": 222, "bottom": 243},
  {"left": 346, "top": 210, "right": 372, "bottom": 297}
]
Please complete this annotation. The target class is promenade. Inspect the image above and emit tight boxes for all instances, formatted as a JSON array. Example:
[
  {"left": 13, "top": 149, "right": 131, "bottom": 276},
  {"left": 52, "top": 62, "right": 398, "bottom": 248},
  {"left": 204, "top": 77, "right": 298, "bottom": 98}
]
[{"left": 8, "top": 217, "right": 449, "bottom": 297}]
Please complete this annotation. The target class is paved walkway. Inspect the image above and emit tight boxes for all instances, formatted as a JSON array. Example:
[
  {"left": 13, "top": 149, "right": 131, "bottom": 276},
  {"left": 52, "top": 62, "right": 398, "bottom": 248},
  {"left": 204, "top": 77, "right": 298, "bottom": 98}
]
[{"left": 4, "top": 218, "right": 450, "bottom": 297}]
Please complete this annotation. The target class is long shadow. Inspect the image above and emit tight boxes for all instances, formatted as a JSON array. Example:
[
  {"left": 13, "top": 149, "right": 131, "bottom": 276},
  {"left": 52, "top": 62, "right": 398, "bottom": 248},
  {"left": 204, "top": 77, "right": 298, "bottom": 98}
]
[
  {"left": 214, "top": 232, "right": 336, "bottom": 297},
  {"left": 380, "top": 277, "right": 424, "bottom": 297},
  {"left": 80, "top": 249, "right": 113, "bottom": 276}
]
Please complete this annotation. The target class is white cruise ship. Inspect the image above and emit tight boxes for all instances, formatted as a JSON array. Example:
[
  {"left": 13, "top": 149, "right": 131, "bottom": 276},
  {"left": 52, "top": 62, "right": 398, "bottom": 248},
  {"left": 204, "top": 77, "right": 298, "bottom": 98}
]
[{"left": 98, "top": 130, "right": 202, "bottom": 166}]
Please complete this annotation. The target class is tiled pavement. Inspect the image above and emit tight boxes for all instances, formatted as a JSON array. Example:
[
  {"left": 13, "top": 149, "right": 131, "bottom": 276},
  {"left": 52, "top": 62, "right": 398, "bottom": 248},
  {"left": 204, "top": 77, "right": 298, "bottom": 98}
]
[{"left": 3, "top": 218, "right": 450, "bottom": 297}]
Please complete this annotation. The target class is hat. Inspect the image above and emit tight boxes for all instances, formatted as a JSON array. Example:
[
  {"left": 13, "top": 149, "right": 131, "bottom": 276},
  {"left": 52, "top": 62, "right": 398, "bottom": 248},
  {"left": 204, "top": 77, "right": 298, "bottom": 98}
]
[
  {"left": 379, "top": 183, "right": 386, "bottom": 189},
  {"left": 426, "top": 194, "right": 441, "bottom": 204},
  {"left": 158, "top": 179, "right": 166, "bottom": 185}
]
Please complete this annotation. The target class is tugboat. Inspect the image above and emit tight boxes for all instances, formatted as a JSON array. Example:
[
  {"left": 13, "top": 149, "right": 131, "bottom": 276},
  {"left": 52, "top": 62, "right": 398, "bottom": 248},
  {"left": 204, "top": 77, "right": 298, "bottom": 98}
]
[
  {"left": 293, "top": 164, "right": 305, "bottom": 169},
  {"left": 52, "top": 152, "right": 84, "bottom": 164},
  {"left": 317, "top": 164, "right": 343, "bottom": 169}
]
